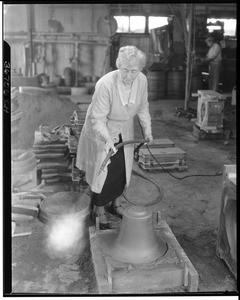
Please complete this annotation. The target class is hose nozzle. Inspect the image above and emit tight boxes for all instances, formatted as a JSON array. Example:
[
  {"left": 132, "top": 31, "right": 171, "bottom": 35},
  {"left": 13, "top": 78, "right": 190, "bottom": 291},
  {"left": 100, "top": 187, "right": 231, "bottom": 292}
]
[{"left": 98, "top": 139, "right": 148, "bottom": 176}]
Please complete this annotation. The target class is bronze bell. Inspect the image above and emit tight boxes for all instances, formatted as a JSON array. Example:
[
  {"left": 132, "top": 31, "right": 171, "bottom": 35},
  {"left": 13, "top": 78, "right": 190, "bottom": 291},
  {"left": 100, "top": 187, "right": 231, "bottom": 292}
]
[{"left": 107, "top": 206, "right": 168, "bottom": 264}]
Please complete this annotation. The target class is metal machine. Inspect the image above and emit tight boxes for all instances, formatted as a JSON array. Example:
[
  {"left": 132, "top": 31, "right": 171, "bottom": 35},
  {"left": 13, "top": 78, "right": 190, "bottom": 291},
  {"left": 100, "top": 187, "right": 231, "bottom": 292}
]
[
  {"left": 216, "top": 165, "right": 236, "bottom": 278},
  {"left": 196, "top": 90, "right": 225, "bottom": 133}
]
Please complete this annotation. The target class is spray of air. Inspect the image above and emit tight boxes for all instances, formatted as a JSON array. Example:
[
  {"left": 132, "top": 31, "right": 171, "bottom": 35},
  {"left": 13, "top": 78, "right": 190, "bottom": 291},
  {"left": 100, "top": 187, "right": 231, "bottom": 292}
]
[{"left": 45, "top": 213, "right": 87, "bottom": 262}]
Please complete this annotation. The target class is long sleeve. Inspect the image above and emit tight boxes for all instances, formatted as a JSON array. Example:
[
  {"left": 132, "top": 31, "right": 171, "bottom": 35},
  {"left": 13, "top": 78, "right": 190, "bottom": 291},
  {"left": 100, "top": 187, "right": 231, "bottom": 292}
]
[
  {"left": 90, "top": 82, "right": 112, "bottom": 143},
  {"left": 137, "top": 77, "right": 152, "bottom": 137}
]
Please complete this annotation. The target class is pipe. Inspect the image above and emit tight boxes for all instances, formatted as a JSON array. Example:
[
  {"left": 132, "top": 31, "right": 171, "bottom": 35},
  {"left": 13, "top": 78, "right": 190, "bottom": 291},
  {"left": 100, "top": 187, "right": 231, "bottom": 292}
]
[
  {"left": 98, "top": 139, "right": 149, "bottom": 175},
  {"left": 32, "top": 39, "right": 108, "bottom": 45},
  {"left": 32, "top": 32, "right": 105, "bottom": 37}
]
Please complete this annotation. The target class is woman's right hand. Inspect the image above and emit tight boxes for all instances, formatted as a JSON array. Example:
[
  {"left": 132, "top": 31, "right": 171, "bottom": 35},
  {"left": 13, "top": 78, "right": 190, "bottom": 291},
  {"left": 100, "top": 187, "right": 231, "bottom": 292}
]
[{"left": 104, "top": 139, "right": 117, "bottom": 155}]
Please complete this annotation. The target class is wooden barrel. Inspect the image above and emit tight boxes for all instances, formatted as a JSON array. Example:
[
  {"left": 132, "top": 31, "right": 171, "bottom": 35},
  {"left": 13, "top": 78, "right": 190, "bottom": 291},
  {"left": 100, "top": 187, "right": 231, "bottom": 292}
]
[
  {"left": 192, "top": 63, "right": 204, "bottom": 75},
  {"left": 64, "top": 67, "right": 74, "bottom": 87},
  {"left": 147, "top": 71, "right": 167, "bottom": 101},
  {"left": 167, "top": 70, "right": 186, "bottom": 99},
  {"left": 191, "top": 75, "right": 203, "bottom": 94}
]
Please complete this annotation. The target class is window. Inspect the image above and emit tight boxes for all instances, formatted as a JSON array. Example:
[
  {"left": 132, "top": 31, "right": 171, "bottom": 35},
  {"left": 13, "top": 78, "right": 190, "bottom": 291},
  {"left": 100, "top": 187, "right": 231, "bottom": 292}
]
[
  {"left": 114, "top": 16, "right": 168, "bottom": 34},
  {"left": 130, "top": 16, "right": 145, "bottom": 33},
  {"left": 148, "top": 16, "right": 168, "bottom": 31},
  {"left": 207, "top": 18, "right": 236, "bottom": 36},
  {"left": 114, "top": 16, "right": 129, "bottom": 33},
  {"left": 114, "top": 16, "right": 145, "bottom": 33}
]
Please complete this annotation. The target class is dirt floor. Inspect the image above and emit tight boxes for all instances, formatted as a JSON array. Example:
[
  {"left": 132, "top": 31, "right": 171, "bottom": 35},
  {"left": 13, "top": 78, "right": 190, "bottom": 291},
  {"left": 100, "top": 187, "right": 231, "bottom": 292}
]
[{"left": 10, "top": 97, "right": 237, "bottom": 295}]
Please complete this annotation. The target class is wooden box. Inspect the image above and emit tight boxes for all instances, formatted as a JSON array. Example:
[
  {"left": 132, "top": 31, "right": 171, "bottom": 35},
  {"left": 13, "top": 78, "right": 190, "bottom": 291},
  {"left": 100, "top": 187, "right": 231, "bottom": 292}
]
[{"left": 138, "top": 147, "right": 187, "bottom": 171}]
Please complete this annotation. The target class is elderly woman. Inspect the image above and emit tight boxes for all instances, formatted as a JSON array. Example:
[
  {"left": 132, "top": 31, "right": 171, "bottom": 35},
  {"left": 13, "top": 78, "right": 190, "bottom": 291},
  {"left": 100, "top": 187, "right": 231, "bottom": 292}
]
[{"left": 76, "top": 45, "right": 153, "bottom": 229}]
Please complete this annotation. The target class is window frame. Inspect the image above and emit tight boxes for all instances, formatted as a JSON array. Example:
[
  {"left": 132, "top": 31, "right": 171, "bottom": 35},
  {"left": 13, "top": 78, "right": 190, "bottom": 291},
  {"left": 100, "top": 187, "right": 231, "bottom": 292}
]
[{"left": 113, "top": 15, "right": 169, "bottom": 35}]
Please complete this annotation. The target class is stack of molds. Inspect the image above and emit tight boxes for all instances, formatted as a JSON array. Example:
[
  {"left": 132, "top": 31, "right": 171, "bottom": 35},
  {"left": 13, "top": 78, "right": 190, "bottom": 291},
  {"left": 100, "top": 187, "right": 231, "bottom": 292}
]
[
  {"left": 135, "top": 138, "right": 187, "bottom": 171},
  {"left": 134, "top": 138, "right": 175, "bottom": 161},
  {"left": 33, "top": 131, "right": 71, "bottom": 184},
  {"left": 138, "top": 147, "right": 187, "bottom": 171}
]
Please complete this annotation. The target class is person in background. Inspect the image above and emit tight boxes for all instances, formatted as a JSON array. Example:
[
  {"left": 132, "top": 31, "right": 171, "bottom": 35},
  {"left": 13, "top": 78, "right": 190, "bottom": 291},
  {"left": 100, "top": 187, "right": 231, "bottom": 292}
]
[
  {"left": 76, "top": 45, "right": 153, "bottom": 230},
  {"left": 201, "top": 36, "right": 222, "bottom": 92}
]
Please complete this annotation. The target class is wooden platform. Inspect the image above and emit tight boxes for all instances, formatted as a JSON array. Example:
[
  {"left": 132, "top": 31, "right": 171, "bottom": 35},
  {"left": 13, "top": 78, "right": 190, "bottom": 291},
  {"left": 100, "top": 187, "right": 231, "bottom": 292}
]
[
  {"left": 138, "top": 162, "right": 188, "bottom": 172},
  {"left": 193, "top": 124, "right": 225, "bottom": 140},
  {"left": 89, "top": 220, "right": 199, "bottom": 294}
]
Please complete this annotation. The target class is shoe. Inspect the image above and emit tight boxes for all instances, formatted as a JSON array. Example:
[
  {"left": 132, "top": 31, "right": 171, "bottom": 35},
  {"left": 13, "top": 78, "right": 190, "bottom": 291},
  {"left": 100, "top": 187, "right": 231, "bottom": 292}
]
[
  {"left": 94, "top": 212, "right": 111, "bottom": 230},
  {"left": 106, "top": 203, "right": 123, "bottom": 219}
]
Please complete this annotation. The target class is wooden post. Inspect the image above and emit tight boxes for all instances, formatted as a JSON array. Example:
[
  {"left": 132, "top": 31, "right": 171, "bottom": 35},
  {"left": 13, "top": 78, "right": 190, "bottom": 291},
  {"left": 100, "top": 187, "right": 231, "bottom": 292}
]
[
  {"left": 184, "top": 4, "right": 194, "bottom": 111},
  {"left": 27, "top": 4, "right": 35, "bottom": 76}
]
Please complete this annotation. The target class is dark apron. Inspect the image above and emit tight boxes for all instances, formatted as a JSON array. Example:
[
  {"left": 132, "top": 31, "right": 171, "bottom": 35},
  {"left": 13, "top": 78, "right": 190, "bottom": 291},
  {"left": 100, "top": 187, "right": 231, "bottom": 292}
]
[{"left": 91, "top": 134, "right": 126, "bottom": 206}]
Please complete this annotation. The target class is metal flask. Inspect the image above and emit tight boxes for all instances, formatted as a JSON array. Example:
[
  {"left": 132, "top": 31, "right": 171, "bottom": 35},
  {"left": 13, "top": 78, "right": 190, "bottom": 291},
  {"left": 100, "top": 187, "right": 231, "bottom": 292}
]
[{"left": 107, "top": 206, "right": 168, "bottom": 265}]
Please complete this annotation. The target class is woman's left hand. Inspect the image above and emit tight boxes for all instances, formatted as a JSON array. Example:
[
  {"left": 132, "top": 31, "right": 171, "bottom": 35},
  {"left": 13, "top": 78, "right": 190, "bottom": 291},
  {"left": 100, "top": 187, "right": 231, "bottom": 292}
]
[{"left": 104, "top": 139, "right": 117, "bottom": 155}]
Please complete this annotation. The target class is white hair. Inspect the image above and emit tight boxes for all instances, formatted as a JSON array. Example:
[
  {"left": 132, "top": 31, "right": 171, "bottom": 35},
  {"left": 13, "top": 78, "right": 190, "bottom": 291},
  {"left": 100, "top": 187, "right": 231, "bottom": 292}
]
[{"left": 116, "top": 45, "right": 146, "bottom": 70}]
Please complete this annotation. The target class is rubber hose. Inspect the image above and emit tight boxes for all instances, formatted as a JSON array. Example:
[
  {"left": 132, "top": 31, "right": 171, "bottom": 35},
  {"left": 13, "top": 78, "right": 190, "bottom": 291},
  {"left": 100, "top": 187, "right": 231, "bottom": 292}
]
[
  {"left": 98, "top": 139, "right": 148, "bottom": 175},
  {"left": 98, "top": 138, "right": 164, "bottom": 207},
  {"left": 123, "top": 169, "right": 164, "bottom": 206}
]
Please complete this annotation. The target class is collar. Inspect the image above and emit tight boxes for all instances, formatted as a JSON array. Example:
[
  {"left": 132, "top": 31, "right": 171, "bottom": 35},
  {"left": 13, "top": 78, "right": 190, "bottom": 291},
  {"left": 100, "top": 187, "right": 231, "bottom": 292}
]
[{"left": 116, "top": 71, "right": 139, "bottom": 106}]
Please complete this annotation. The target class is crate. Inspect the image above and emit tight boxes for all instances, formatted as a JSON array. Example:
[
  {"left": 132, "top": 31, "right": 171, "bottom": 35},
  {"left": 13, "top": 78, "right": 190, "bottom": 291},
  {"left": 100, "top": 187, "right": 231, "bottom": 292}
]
[
  {"left": 138, "top": 147, "right": 187, "bottom": 171},
  {"left": 89, "top": 219, "right": 199, "bottom": 294},
  {"left": 195, "top": 90, "right": 225, "bottom": 132}
]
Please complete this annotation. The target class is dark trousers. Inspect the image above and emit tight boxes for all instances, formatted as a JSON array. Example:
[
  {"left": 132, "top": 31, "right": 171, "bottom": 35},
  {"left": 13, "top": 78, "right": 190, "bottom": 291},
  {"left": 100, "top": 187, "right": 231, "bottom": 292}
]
[
  {"left": 208, "top": 62, "right": 222, "bottom": 92},
  {"left": 91, "top": 135, "right": 126, "bottom": 207}
]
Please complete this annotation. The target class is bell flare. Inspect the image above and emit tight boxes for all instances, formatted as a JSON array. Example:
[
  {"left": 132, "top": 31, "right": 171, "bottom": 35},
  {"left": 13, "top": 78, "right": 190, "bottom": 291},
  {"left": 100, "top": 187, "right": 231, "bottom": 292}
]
[{"left": 107, "top": 206, "right": 168, "bottom": 265}]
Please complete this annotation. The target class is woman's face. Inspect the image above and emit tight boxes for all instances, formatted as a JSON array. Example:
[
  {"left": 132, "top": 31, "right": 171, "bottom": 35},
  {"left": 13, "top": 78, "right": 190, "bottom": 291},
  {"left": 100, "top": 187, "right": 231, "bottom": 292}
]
[{"left": 119, "top": 61, "right": 140, "bottom": 85}]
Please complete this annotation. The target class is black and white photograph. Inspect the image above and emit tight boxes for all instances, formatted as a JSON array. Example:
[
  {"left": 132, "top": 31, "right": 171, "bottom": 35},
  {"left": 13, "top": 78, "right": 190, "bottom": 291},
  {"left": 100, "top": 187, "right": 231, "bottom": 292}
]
[{"left": 2, "top": 2, "right": 237, "bottom": 297}]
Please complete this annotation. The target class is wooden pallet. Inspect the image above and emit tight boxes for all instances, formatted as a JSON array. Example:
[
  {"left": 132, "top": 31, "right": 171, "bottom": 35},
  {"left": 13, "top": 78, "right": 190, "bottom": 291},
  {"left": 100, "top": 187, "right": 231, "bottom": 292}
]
[
  {"left": 193, "top": 124, "right": 225, "bottom": 140},
  {"left": 139, "top": 162, "right": 188, "bottom": 172},
  {"left": 89, "top": 220, "right": 198, "bottom": 294}
]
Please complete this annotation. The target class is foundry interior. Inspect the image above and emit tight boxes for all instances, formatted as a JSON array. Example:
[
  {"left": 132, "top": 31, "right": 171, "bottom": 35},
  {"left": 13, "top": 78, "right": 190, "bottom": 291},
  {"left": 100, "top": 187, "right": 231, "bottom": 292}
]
[{"left": 4, "top": 3, "right": 237, "bottom": 296}]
